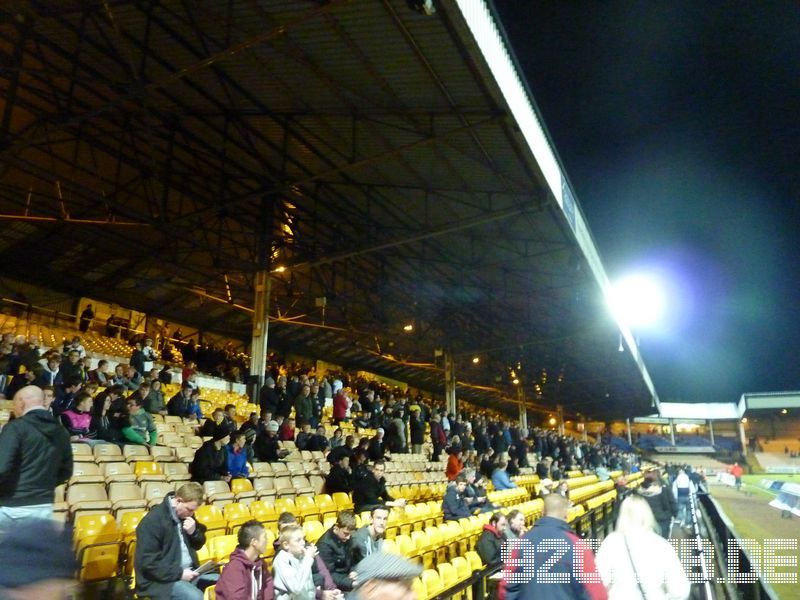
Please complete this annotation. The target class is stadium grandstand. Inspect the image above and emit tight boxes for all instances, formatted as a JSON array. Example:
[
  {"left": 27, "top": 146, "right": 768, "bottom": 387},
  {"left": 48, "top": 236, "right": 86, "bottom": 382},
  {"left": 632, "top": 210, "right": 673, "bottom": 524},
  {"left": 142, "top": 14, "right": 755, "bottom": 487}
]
[{"left": 0, "top": 2, "right": 792, "bottom": 600}]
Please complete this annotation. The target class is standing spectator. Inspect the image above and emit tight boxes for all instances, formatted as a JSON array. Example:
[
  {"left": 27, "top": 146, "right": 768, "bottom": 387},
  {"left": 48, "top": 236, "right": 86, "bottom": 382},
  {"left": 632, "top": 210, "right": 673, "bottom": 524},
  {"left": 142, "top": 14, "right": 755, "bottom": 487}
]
[
  {"left": 317, "top": 511, "right": 357, "bottom": 593},
  {"left": 191, "top": 430, "right": 231, "bottom": 484},
  {"left": 638, "top": 470, "right": 677, "bottom": 539},
  {"left": 410, "top": 409, "right": 425, "bottom": 455},
  {"left": 476, "top": 512, "right": 507, "bottom": 566},
  {"left": 215, "top": 520, "right": 272, "bottom": 600},
  {"left": 79, "top": 304, "right": 94, "bottom": 332},
  {"left": 259, "top": 376, "right": 280, "bottom": 416},
  {"left": 367, "top": 429, "right": 386, "bottom": 461},
  {"left": 333, "top": 389, "right": 349, "bottom": 424},
  {"left": 596, "top": 495, "right": 690, "bottom": 600},
  {"left": 0, "top": 386, "right": 72, "bottom": 525},
  {"left": 130, "top": 342, "right": 147, "bottom": 377},
  {"left": 672, "top": 468, "right": 697, "bottom": 527},
  {"left": 502, "top": 494, "right": 607, "bottom": 600},
  {"left": 134, "top": 482, "right": 208, "bottom": 600},
  {"left": 294, "top": 384, "right": 314, "bottom": 426},
  {"left": 351, "top": 505, "right": 389, "bottom": 563},
  {"left": 430, "top": 414, "right": 446, "bottom": 461}
]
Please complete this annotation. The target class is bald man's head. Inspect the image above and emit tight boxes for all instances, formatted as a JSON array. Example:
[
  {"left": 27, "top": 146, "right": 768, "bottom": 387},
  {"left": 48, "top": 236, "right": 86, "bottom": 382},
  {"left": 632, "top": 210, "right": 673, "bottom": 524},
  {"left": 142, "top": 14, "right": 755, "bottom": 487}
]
[
  {"left": 543, "top": 491, "right": 570, "bottom": 521},
  {"left": 13, "top": 385, "right": 45, "bottom": 416}
]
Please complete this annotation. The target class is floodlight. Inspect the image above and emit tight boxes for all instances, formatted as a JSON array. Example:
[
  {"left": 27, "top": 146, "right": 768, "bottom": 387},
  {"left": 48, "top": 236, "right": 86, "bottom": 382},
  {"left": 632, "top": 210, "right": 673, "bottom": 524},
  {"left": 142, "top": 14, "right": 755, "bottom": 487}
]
[{"left": 608, "top": 272, "right": 666, "bottom": 330}]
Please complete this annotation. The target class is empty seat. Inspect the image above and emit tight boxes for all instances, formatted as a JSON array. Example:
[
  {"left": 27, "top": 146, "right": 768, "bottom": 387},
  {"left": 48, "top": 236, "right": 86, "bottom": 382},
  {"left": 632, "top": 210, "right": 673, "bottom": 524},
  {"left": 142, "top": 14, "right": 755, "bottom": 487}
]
[
  {"left": 70, "top": 462, "right": 105, "bottom": 485},
  {"left": 134, "top": 461, "right": 166, "bottom": 482},
  {"left": 150, "top": 445, "right": 176, "bottom": 462},
  {"left": 124, "top": 445, "right": 151, "bottom": 462},
  {"left": 142, "top": 481, "right": 176, "bottom": 507},
  {"left": 230, "top": 478, "right": 257, "bottom": 502},
  {"left": 163, "top": 461, "right": 192, "bottom": 483},
  {"left": 209, "top": 534, "right": 238, "bottom": 563},
  {"left": 71, "top": 443, "right": 95, "bottom": 462},
  {"left": 108, "top": 482, "right": 147, "bottom": 514},
  {"left": 204, "top": 481, "right": 235, "bottom": 506},
  {"left": 223, "top": 503, "right": 252, "bottom": 531},
  {"left": 67, "top": 483, "right": 113, "bottom": 517},
  {"left": 195, "top": 504, "right": 228, "bottom": 537},
  {"left": 248, "top": 500, "right": 278, "bottom": 527},
  {"left": 291, "top": 476, "right": 315, "bottom": 496},
  {"left": 253, "top": 477, "right": 276, "bottom": 500},
  {"left": 102, "top": 461, "right": 137, "bottom": 483},
  {"left": 314, "top": 494, "right": 338, "bottom": 521},
  {"left": 303, "top": 519, "right": 325, "bottom": 544}
]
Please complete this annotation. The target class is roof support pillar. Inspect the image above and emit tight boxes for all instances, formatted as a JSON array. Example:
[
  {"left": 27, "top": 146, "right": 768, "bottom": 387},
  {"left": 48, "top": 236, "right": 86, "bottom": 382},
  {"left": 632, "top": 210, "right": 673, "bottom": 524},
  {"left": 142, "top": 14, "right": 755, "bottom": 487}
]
[
  {"left": 708, "top": 420, "right": 715, "bottom": 446},
  {"left": 669, "top": 419, "right": 676, "bottom": 446},
  {"left": 250, "top": 269, "right": 271, "bottom": 403},
  {"left": 516, "top": 385, "right": 527, "bottom": 430},
  {"left": 738, "top": 420, "right": 748, "bottom": 456},
  {"left": 557, "top": 404, "right": 564, "bottom": 436},
  {"left": 625, "top": 417, "right": 632, "bottom": 446},
  {"left": 444, "top": 351, "right": 457, "bottom": 416}
]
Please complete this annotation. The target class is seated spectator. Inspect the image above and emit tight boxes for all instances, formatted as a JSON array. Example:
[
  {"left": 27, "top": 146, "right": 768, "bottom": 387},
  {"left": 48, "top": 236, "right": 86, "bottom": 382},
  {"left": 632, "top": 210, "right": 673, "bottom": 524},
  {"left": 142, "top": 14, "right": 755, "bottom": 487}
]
[
  {"left": 491, "top": 461, "right": 518, "bottom": 490},
  {"left": 330, "top": 428, "right": 345, "bottom": 449},
  {"left": 59, "top": 349, "right": 84, "bottom": 383},
  {"left": 239, "top": 412, "right": 262, "bottom": 437},
  {"left": 190, "top": 430, "right": 231, "bottom": 483},
  {"left": 351, "top": 505, "right": 389, "bottom": 563},
  {"left": 5, "top": 368, "right": 36, "bottom": 400},
  {"left": 476, "top": 512, "right": 507, "bottom": 566},
  {"left": 226, "top": 432, "right": 250, "bottom": 479},
  {"left": 295, "top": 422, "right": 314, "bottom": 450},
  {"left": 443, "top": 473, "right": 474, "bottom": 521},
  {"left": 60, "top": 391, "right": 98, "bottom": 444},
  {"left": 352, "top": 460, "right": 406, "bottom": 513},
  {"left": 144, "top": 380, "right": 166, "bottom": 415},
  {"left": 219, "top": 404, "right": 238, "bottom": 437},
  {"left": 307, "top": 425, "right": 330, "bottom": 452},
  {"left": 463, "top": 469, "right": 494, "bottom": 512},
  {"left": 254, "top": 421, "right": 290, "bottom": 462},
  {"left": 33, "top": 354, "right": 60, "bottom": 387},
  {"left": 127, "top": 381, "right": 151, "bottom": 408},
  {"left": 122, "top": 397, "right": 157, "bottom": 447},
  {"left": 324, "top": 450, "right": 352, "bottom": 495},
  {"left": 317, "top": 511, "right": 357, "bottom": 593},
  {"left": 505, "top": 509, "right": 528, "bottom": 539},
  {"left": 200, "top": 408, "right": 225, "bottom": 438},
  {"left": 62, "top": 336, "right": 86, "bottom": 359},
  {"left": 273, "top": 524, "right": 328, "bottom": 600},
  {"left": 168, "top": 383, "right": 202, "bottom": 420},
  {"left": 91, "top": 392, "right": 124, "bottom": 444},
  {"left": 158, "top": 363, "right": 173, "bottom": 385},
  {"left": 215, "top": 520, "right": 272, "bottom": 600},
  {"left": 446, "top": 448, "right": 464, "bottom": 481},
  {"left": 121, "top": 365, "right": 143, "bottom": 391},
  {"left": 52, "top": 376, "right": 83, "bottom": 416},
  {"left": 279, "top": 418, "right": 296, "bottom": 442}
]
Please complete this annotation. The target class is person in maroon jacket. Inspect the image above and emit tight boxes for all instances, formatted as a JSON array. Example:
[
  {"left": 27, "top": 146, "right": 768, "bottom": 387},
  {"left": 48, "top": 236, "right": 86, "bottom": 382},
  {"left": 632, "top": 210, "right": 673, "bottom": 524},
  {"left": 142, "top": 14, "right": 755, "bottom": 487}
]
[{"left": 215, "top": 520, "right": 272, "bottom": 600}]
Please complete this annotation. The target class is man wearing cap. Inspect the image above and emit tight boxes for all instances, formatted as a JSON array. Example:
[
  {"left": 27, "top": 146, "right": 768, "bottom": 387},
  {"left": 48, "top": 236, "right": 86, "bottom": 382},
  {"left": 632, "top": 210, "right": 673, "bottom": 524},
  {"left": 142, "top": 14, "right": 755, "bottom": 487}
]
[
  {"left": 351, "top": 551, "right": 422, "bottom": 600},
  {"left": 190, "top": 429, "right": 231, "bottom": 484},
  {"left": 0, "top": 385, "right": 72, "bottom": 525},
  {"left": 253, "top": 420, "right": 290, "bottom": 463}
]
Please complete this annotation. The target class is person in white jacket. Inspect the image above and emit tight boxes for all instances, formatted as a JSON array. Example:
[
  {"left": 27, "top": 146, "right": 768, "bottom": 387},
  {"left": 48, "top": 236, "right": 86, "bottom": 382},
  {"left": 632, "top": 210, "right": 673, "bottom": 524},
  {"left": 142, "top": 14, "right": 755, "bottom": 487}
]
[
  {"left": 596, "top": 495, "right": 690, "bottom": 600},
  {"left": 272, "top": 524, "right": 318, "bottom": 600},
  {"left": 672, "top": 468, "right": 697, "bottom": 527}
]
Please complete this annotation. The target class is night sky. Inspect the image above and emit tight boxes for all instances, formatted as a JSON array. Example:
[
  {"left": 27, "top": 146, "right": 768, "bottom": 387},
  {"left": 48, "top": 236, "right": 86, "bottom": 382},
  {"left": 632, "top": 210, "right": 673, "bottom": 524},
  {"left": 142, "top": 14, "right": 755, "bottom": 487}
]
[{"left": 491, "top": 1, "right": 800, "bottom": 404}]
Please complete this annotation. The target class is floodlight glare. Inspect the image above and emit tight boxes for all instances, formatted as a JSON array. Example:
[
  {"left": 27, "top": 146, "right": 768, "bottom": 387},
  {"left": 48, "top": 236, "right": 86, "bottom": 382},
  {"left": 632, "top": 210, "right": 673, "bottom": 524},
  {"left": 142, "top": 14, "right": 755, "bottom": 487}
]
[{"left": 608, "top": 273, "right": 666, "bottom": 330}]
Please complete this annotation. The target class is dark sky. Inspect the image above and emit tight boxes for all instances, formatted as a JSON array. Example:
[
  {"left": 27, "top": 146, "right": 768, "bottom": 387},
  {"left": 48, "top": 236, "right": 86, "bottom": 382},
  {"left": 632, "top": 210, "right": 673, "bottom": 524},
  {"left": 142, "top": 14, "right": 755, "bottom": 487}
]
[{"left": 491, "top": 1, "right": 800, "bottom": 404}]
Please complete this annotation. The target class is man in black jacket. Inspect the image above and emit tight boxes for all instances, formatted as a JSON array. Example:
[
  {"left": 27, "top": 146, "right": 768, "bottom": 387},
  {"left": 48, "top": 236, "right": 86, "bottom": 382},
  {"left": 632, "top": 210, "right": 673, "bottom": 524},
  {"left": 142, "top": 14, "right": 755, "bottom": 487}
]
[
  {"left": 316, "top": 510, "right": 357, "bottom": 593},
  {"left": 0, "top": 385, "right": 72, "bottom": 525},
  {"left": 134, "top": 482, "right": 208, "bottom": 599},
  {"left": 352, "top": 460, "right": 406, "bottom": 513},
  {"left": 190, "top": 430, "right": 231, "bottom": 484}
]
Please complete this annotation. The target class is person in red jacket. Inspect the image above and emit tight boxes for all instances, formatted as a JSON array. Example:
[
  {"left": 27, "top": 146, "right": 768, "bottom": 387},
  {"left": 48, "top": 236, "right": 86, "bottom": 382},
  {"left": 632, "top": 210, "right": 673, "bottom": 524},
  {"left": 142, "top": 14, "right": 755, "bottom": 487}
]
[
  {"left": 215, "top": 520, "right": 272, "bottom": 600},
  {"left": 332, "top": 389, "right": 349, "bottom": 424},
  {"left": 279, "top": 417, "right": 296, "bottom": 442},
  {"left": 445, "top": 448, "right": 464, "bottom": 481}
]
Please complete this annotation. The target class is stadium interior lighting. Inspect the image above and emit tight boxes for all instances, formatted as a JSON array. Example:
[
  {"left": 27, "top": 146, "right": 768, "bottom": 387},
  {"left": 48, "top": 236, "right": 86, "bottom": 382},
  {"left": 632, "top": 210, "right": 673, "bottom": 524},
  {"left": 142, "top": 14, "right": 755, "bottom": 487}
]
[
  {"left": 273, "top": 265, "right": 286, "bottom": 273},
  {"left": 472, "top": 356, "right": 480, "bottom": 364},
  {"left": 512, "top": 378, "right": 520, "bottom": 385},
  {"left": 403, "top": 323, "right": 414, "bottom": 332},
  {"left": 741, "top": 417, "right": 748, "bottom": 423},
  {"left": 781, "top": 408, "right": 788, "bottom": 414},
  {"left": 548, "top": 417, "right": 557, "bottom": 426},
  {"left": 607, "top": 272, "right": 667, "bottom": 330}
]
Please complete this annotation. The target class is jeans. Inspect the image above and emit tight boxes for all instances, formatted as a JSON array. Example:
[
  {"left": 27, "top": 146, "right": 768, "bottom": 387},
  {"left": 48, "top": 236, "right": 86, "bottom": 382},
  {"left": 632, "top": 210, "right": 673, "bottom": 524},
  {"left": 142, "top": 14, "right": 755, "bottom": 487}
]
[
  {"left": 170, "top": 575, "right": 218, "bottom": 600},
  {"left": 0, "top": 504, "right": 54, "bottom": 529}
]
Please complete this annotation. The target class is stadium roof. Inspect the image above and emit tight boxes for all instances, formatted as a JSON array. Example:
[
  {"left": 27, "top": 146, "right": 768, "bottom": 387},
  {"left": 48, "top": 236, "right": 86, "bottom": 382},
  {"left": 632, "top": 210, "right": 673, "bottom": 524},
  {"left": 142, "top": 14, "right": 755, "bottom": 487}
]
[{"left": 0, "top": 0, "right": 658, "bottom": 418}]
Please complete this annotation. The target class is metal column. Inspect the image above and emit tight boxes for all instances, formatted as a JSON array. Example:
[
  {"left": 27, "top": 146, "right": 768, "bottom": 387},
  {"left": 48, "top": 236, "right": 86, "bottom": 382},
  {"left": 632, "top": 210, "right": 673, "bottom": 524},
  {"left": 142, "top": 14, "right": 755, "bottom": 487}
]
[
  {"left": 708, "top": 420, "right": 715, "bottom": 446},
  {"left": 516, "top": 385, "right": 527, "bottom": 430},
  {"left": 669, "top": 419, "right": 676, "bottom": 446},
  {"left": 444, "top": 351, "right": 457, "bottom": 416},
  {"left": 738, "top": 420, "right": 748, "bottom": 455},
  {"left": 557, "top": 405, "right": 565, "bottom": 436},
  {"left": 250, "top": 269, "right": 271, "bottom": 399},
  {"left": 625, "top": 418, "right": 632, "bottom": 446}
]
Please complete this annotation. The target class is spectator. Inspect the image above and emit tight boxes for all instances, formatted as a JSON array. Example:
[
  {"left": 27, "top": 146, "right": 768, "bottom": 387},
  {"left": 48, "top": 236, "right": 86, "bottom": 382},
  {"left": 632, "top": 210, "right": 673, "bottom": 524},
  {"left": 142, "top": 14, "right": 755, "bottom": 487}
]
[
  {"left": 253, "top": 420, "right": 290, "bottom": 463},
  {"left": 367, "top": 428, "right": 386, "bottom": 461},
  {"left": 226, "top": 432, "right": 250, "bottom": 479},
  {"left": 215, "top": 520, "right": 272, "bottom": 600},
  {"left": 505, "top": 509, "right": 527, "bottom": 539},
  {"left": 144, "top": 379, "right": 167, "bottom": 415},
  {"left": 52, "top": 376, "right": 83, "bottom": 416},
  {"left": 491, "top": 461, "right": 518, "bottom": 490},
  {"left": 219, "top": 404, "right": 238, "bottom": 438},
  {"left": 350, "top": 552, "right": 422, "bottom": 599},
  {"left": 91, "top": 392, "right": 125, "bottom": 444},
  {"left": 430, "top": 413, "right": 446, "bottom": 461},
  {"left": 0, "top": 385, "right": 72, "bottom": 525},
  {"left": 294, "top": 384, "right": 314, "bottom": 426},
  {"left": 333, "top": 389, "right": 348, "bottom": 424},
  {"left": 60, "top": 391, "right": 98, "bottom": 444},
  {"left": 463, "top": 469, "right": 494, "bottom": 513},
  {"left": 672, "top": 468, "right": 696, "bottom": 527},
  {"left": 88, "top": 359, "right": 110, "bottom": 386},
  {"left": 168, "top": 383, "right": 203, "bottom": 420},
  {"left": 33, "top": 354, "right": 60, "bottom": 387},
  {"left": 279, "top": 418, "right": 296, "bottom": 442},
  {"left": 476, "top": 512, "right": 507, "bottom": 566},
  {"left": 443, "top": 473, "right": 473, "bottom": 521},
  {"left": 330, "top": 428, "right": 345, "bottom": 449},
  {"left": 296, "top": 422, "right": 314, "bottom": 451},
  {"left": 200, "top": 408, "right": 226, "bottom": 438},
  {"left": 502, "top": 493, "right": 607, "bottom": 600},
  {"left": 317, "top": 511, "right": 357, "bottom": 593},
  {"left": 79, "top": 304, "right": 94, "bottom": 332},
  {"left": 351, "top": 505, "right": 389, "bottom": 563},
  {"left": 352, "top": 460, "right": 406, "bottom": 513},
  {"left": 446, "top": 448, "right": 464, "bottom": 481},
  {"left": 134, "top": 482, "right": 209, "bottom": 600},
  {"left": 410, "top": 409, "right": 425, "bottom": 455},
  {"left": 191, "top": 430, "right": 231, "bottom": 484},
  {"left": 123, "top": 396, "right": 158, "bottom": 447},
  {"left": 638, "top": 470, "right": 676, "bottom": 539},
  {"left": 596, "top": 495, "right": 690, "bottom": 600},
  {"left": 131, "top": 342, "right": 148, "bottom": 376},
  {"left": 308, "top": 425, "right": 330, "bottom": 452},
  {"left": 324, "top": 450, "right": 352, "bottom": 495}
]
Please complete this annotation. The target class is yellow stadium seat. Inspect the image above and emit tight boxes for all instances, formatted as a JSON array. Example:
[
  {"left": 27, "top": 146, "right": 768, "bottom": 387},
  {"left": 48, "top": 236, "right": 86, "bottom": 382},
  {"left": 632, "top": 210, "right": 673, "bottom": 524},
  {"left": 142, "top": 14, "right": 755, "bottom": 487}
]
[
  {"left": 421, "top": 569, "right": 443, "bottom": 599},
  {"left": 314, "top": 494, "right": 338, "bottom": 521},
  {"left": 102, "top": 461, "right": 137, "bottom": 484},
  {"left": 195, "top": 504, "right": 228, "bottom": 537},
  {"left": 78, "top": 543, "right": 121, "bottom": 582},
  {"left": 253, "top": 477, "right": 276, "bottom": 500},
  {"left": 124, "top": 445, "right": 152, "bottom": 463},
  {"left": 466, "top": 550, "right": 483, "bottom": 572},
  {"left": 204, "top": 585, "right": 216, "bottom": 600},
  {"left": 223, "top": 503, "right": 252, "bottom": 531},
  {"left": 382, "top": 539, "right": 401, "bottom": 555},
  {"left": 67, "top": 483, "right": 113, "bottom": 517},
  {"left": 230, "top": 478, "right": 257, "bottom": 501},
  {"left": 274, "top": 497, "right": 296, "bottom": 517},
  {"left": 134, "top": 461, "right": 166, "bottom": 482},
  {"left": 249, "top": 500, "right": 278, "bottom": 527},
  {"left": 438, "top": 562, "right": 458, "bottom": 592},
  {"left": 332, "top": 492, "right": 353, "bottom": 512},
  {"left": 74, "top": 513, "right": 119, "bottom": 550},
  {"left": 395, "top": 534, "right": 416, "bottom": 561},
  {"left": 294, "top": 495, "right": 320, "bottom": 523},
  {"left": 209, "top": 534, "right": 238, "bottom": 563},
  {"left": 70, "top": 462, "right": 105, "bottom": 485},
  {"left": 303, "top": 519, "right": 326, "bottom": 544},
  {"left": 203, "top": 481, "right": 235, "bottom": 506},
  {"left": 142, "top": 481, "right": 176, "bottom": 507},
  {"left": 163, "top": 462, "right": 192, "bottom": 483}
]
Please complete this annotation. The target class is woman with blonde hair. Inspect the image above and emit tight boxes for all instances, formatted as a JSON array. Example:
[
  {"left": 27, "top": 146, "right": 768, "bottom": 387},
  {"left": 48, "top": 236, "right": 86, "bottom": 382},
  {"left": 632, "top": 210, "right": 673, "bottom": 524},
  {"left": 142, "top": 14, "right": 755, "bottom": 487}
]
[{"left": 596, "top": 495, "right": 690, "bottom": 600}]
